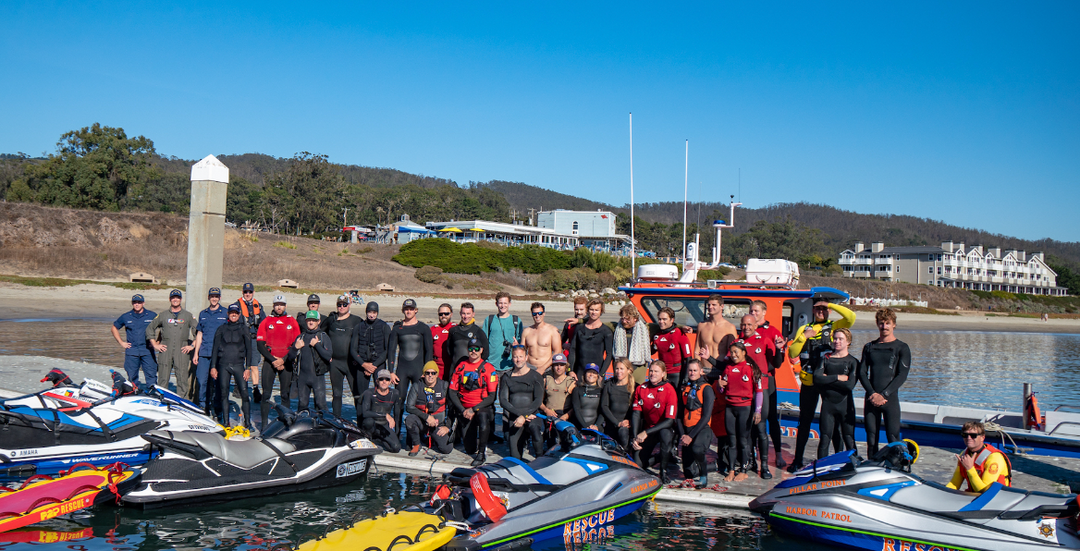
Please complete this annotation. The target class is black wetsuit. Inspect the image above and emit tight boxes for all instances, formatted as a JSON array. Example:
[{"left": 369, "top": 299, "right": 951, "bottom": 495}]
[
  {"left": 294, "top": 326, "right": 332, "bottom": 415},
  {"left": 601, "top": 382, "right": 633, "bottom": 449},
  {"left": 814, "top": 354, "right": 858, "bottom": 458},
  {"left": 570, "top": 382, "right": 603, "bottom": 430},
  {"left": 792, "top": 328, "right": 842, "bottom": 468},
  {"left": 444, "top": 322, "right": 489, "bottom": 381},
  {"left": 404, "top": 379, "right": 453, "bottom": 454},
  {"left": 359, "top": 387, "right": 402, "bottom": 452},
  {"left": 859, "top": 339, "right": 911, "bottom": 455},
  {"left": 567, "top": 323, "right": 613, "bottom": 380},
  {"left": 349, "top": 317, "right": 391, "bottom": 419},
  {"left": 320, "top": 313, "right": 363, "bottom": 417},
  {"left": 210, "top": 320, "right": 252, "bottom": 428},
  {"left": 388, "top": 321, "right": 433, "bottom": 430},
  {"left": 678, "top": 379, "right": 715, "bottom": 480},
  {"left": 498, "top": 370, "right": 544, "bottom": 459}
]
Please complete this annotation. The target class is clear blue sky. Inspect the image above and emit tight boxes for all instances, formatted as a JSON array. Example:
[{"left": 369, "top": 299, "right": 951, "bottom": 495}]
[{"left": 2, "top": 2, "right": 1077, "bottom": 242}]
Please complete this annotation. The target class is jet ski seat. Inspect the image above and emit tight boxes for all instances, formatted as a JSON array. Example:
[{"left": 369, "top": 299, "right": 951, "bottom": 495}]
[{"left": 152, "top": 431, "right": 296, "bottom": 470}]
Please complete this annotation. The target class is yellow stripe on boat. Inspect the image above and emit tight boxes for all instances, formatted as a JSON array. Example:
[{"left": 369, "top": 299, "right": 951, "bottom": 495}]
[{"left": 299, "top": 511, "right": 455, "bottom": 551}]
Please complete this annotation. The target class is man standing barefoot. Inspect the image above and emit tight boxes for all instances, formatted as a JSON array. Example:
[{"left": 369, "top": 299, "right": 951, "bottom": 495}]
[{"left": 695, "top": 294, "right": 737, "bottom": 378}]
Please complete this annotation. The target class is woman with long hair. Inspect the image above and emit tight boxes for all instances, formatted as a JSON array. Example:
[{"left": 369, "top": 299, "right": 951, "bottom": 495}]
[
  {"left": 601, "top": 358, "right": 635, "bottom": 449},
  {"left": 710, "top": 342, "right": 763, "bottom": 482}
]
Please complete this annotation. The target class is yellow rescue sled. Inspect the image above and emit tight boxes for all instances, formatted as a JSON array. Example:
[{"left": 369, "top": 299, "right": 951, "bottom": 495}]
[{"left": 298, "top": 510, "right": 456, "bottom": 551}]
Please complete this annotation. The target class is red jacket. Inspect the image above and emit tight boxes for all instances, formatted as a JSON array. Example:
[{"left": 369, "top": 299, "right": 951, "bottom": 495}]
[
  {"left": 653, "top": 327, "right": 691, "bottom": 374},
  {"left": 257, "top": 313, "right": 301, "bottom": 359},
  {"left": 431, "top": 323, "right": 452, "bottom": 377},
  {"left": 632, "top": 381, "right": 677, "bottom": 428},
  {"left": 449, "top": 359, "right": 498, "bottom": 409}
]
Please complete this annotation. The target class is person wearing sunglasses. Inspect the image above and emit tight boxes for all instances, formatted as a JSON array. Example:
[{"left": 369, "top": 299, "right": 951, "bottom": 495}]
[
  {"left": 521, "top": 302, "right": 562, "bottom": 375},
  {"left": 445, "top": 302, "right": 489, "bottom": 382},
  {"left": 448, "top": 339, "right": 499, "bottom": 466},
  {"left": 387, "top": 299, "right": 434, "bottom": 434},
  {"left": 404, "top": 361, "right": 453, "bottom": 456},
  {"left": 946, "top": 422, "right": 1011, "bottom": 493},
  {"left": 358, "top": 369, "right": 402, "bottom": 453},
  {"left": 431, "top": 303, "right": 455, "bottom": 378},
  {"left": 321, "top": 295, "right": 363, "bottom": 418}
]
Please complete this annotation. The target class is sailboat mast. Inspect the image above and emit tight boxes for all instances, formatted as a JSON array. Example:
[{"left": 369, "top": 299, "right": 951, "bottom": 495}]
[
  {"left": 683, "top": 139, "right": 688, "bottom": 270},
  {"left": 629, "top": 113, "right": 635, "bottom": 276}
]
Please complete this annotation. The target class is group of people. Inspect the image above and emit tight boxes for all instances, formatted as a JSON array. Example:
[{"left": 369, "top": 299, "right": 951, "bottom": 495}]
[{"left": 114, "top": 287, "right": 924, "bottom": 485}]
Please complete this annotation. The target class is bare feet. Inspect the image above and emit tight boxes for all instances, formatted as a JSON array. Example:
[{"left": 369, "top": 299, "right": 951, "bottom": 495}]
[
  {"left": 723, "top": 471, "right": 736, "bottom": 482},
  {"left": 733, "top": 472, "right": 748, "bottom": 482}
]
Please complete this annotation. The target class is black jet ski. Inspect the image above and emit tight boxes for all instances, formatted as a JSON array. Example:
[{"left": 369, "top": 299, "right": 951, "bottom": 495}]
[
  {"left": 749, "top": 442, "right": 1080, "bottom": 551},
  {"left": 120, "top": 407, "right": 381, "bottom": 508}
]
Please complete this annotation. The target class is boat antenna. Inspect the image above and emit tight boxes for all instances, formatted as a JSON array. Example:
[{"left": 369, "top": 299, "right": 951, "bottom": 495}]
[
  {"left": 682, "top": 139, "right": 688, "bottom": 270},
  {"left": 629, "top": 112, "right": 635, "bottom": 277}
]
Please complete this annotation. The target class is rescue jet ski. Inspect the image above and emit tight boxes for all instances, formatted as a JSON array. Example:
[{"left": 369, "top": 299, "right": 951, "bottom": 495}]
[
  {"left": 749, "top": 442, "right": 1080, "bottom": 551},
  {"left": 121, "top": 407, "right": 380, "bottom": 508},
  {"left": 0, "top": 372, "right": 221, "bottom": 476},
  {"left": 428, "top": 421, "right": 659, "bottom": 551},
  {"left": 0, "top": 369, "right": 202, "bottom": 416}
]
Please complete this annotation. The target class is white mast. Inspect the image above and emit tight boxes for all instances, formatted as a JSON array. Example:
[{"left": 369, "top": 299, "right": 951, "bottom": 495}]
[
  {"left": 629, "top": 113, "right": 635, "bottom": 277},
  {"left": 682, "top": 139, "right": 688, "bottom": 270}
]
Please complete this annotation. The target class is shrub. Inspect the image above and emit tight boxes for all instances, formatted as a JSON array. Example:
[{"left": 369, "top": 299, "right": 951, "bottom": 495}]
[
  {"left": 274, "top": 241, "right": 297, "bottom": 249},
  {"left": 415, "top": 265, "right": 444, "bottom": 284}
]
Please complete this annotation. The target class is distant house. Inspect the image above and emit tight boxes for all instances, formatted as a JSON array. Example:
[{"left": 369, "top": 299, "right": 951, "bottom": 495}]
[
  {"left": 393, "top": 215, "right": 435, "bottom": 244},
  {"left": 837, "top": 241, "right": 1066, "bottom": 296},
  {"left": 424, "top": 209, "right": 633, "bottom": 255}
]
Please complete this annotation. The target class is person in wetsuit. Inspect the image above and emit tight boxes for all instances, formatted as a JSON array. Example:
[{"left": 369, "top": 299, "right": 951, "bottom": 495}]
[
  {"left": 813, "top": 327, "right": 858, "bottom": 459},
  {"left": 568, "top": 299, "right": 613, "bottom": 380},
  {"left": 449, "top": 339, "right": 499, "bottom": 466},
  {"left": 256, "top": 295, "right": 300, "bottom": 430},
  {"left": 404, "top": 362, "right": 453, "bottom": 456},
  {"left": 653, "top": 307, "right": 692, "bottom": 389},
  {"left": 431, "top": 303, "right": 454, "bottom": 378},
  {"left": 499, "top": 346, "right": 544, "bottom": 459},
  {"left": 734, "top": 315, "right": 783, "bottom": 479},
  {"left": 678, "top": 359, "right": 715, "bottom": 487},
  {"left": 444, "top": 302, "right": 489, "bottom": 381},
  {"left": 293, "top": 310, "right": 332, "bottom": 415},
  {"left": 703, "top": 342, "right": 763, "bottom": 482},
  {"left": 631, "top": 360, "right": 678, "bottom": 482},
  {"left": 601, "top": 359, "right": 635, "bottom": 449},
  {"left": 561, "top": 296, "right": 588, "bottom": 353},
  {"left": 359, "top": 369, "right": 401, "bottom": 452},
  {"left": 320, "top": 295, "right": 363, "bottom": 417},
  {"left": 858, "top": 308, "right": 911, "bottom": 456},
  {"left": 749, "top": 300, "right": 789, "bottom": 470},
  {"left": 946, "top": 421, "right": 1012, "bottom": 493},
  {"left": 786, "top": 297, "right": 856, "bottom": 472},
  {"left": 387, "top": 298, "right": 434, "bottom": 432},
  {"left": 570, "top": 363, "right": 604, "bottom": 430},
  {"left": 350, "top": 301, "right": 391, "bottom": 418},
  {"left": 210, "top": 304, "right": 253, "bottom": 428}
]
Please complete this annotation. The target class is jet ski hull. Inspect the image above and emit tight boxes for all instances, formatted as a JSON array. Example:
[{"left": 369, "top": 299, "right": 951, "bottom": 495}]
[{"left": 750, "top": 448, "right": 1080, "bottom": 551}]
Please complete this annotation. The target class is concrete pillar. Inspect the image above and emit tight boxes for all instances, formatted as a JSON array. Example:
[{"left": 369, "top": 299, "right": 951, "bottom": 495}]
[{"left": 186, "top": 155, "right": 229, "bottom": 311}]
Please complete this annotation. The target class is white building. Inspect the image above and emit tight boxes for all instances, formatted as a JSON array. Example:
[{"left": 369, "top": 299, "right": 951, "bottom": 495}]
[
  {"left": 423, "top": 209, "right": 632, "bottom": 255},
  {"left": 837, "top": 241, "right": 1066, "bottom": 295}
]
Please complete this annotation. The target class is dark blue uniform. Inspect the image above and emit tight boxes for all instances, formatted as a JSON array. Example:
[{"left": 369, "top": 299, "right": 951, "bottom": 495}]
[
  {"left": 195, "top": 305, "right": 229, "bottom": 411},
  {"left": 114, "top": 308, "right": 157, "bottom": 386}
]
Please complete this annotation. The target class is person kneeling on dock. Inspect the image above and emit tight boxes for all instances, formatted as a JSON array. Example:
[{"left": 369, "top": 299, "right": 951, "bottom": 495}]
[
  {"left": 359, "top": 369, "right": 402, "bottom": 453},
  {"left": 404, "top": 362, "right": 454, "bottom": 456},
  {"left": 946, "top": 421, "right": 1011, "bottom": 493}
]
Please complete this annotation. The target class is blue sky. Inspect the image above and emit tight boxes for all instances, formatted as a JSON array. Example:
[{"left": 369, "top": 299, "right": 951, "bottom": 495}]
[{"left": 2, "top": 2, "right": 1077, "bottom": 242}]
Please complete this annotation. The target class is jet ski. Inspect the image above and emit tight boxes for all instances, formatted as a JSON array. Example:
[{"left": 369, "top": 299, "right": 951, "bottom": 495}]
[
  {"left": 1, "top": 369, "right": 202, "bottom": 416},
  {"left": 429, "top": 421, "right": 659, "bottom": 551},
  {"left": 121, "top": 407, "right": 381, "bottom": 509},
  {"left": 0, "top": 372, "right": 221, "bottom": 477},
  {"left": 749, "top": 442, "right": 1080, "bottom": 551}
]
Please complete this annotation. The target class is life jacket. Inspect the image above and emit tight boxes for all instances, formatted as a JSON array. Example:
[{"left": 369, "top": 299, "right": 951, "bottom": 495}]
[
  {"left": 959, "top": 443, "right": 1012, "bottom": 491},
  {"left": 416, "top": 382, "right": 448, "bottom": 422},
  {"left": 239, "top": 299, "right": 262, "bottom": 319},
  {"left": 681, "top": 379, "right": 707, "bottom": 426},
  {"left": 799, "top": 321, "right": 834, "bottom": 386}
]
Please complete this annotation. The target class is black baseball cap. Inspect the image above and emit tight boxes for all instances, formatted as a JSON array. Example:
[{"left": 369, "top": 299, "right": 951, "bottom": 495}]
[
  {"left": 468, "top": 338, "right": 482, "bottom": 349},
  {"left": 227, "top": 304, "right": 241, "bottom": 313},
  {"left": 242, "top": 283, "right": 255, "bottom": 292},
  {"left": 131, "top": 294, "right": 145, "bottom": 303},
  {"left": 402, "top": 298, "right": 417, "bottom": 310},
  {"left": 366, "top": 301, "right": 379, "bottom": 313},
  {"left": 307, "top": 294, "right": 320, "bottom": 304},
  {"left": 169, "top": 289, "right": 183, "bottom": 298}
]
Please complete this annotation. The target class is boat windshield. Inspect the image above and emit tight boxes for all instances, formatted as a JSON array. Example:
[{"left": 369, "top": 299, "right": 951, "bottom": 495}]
[{"left": 637, "top": 296, "right": 752, "bottom": 329}]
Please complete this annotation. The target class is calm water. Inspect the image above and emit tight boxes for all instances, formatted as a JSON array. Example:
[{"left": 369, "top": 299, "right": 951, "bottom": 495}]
[{"left": 1, "top": 319, "right": 1078, "bottom": 551}]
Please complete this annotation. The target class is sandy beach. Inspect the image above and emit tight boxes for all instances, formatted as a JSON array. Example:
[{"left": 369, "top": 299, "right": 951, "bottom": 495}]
[{"left": 1, "top": 281, "right": 1078, "bottom": 334}]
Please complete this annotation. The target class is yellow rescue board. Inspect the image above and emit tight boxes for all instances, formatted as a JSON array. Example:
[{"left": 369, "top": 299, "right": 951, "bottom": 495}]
[{"left": 299, "top": 511, "right": 455, "bottom": 551}]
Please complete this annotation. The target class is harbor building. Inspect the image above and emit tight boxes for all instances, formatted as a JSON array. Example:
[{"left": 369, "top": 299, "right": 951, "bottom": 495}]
[
  {"left": 422, "top": 209, "right": 633, "bottom": 255},
  {"left": 837, "top": 241, "right": 1067, "bottom": 296}
]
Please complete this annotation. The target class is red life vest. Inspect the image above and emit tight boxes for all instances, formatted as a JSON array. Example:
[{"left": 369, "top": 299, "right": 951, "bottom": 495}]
[{"left": 958, "top": 443, "right": 1012, "bottom": 491}]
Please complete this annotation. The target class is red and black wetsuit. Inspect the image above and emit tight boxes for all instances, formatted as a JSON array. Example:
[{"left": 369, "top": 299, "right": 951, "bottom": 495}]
[
  {"left": 256, "top": 312, "right": 300, "bottom": 430},
  {"left": 431, "top": 323, "right": 452, "bottom": 378},
  {"left": 631, "top": 380, "right": 677, "bottom": 479},
  {"left": 653, "top": 326, "right": 692, "bottom": 388},
  {"left": 449, "top": 359, "right": 498, "bottom": 455}
]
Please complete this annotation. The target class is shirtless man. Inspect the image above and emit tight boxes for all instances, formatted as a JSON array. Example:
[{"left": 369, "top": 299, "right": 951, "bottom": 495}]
[
  {"left": 695, "top": 294, "right": 737, "bottom": 380},
  {"left": 521, "top": 302, "right": 562, "bottom": 374}
]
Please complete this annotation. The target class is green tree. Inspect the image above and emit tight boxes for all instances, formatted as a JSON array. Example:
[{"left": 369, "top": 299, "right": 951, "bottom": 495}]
[
  {"left": 264, "top": 152, "right": 347, "bottom": 234},
  {"left": 726, "top": 217, "right": 828, "bottom": 266}
]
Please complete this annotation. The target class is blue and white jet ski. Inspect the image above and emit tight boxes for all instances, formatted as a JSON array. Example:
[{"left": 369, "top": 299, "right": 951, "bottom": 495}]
[
  {"left": 0, "top": 371, "right": 221, "bottom": 476},
  {"left": 749, "top": 442, "right": 1080, "bottom": 551}
]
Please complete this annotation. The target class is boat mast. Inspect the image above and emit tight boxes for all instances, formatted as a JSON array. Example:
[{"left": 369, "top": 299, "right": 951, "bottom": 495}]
[
  {"left": 682, "top": 139, "right": 688, "bottom": 272},
  {"left": 629, "top": 112, "right": 635, "bottom": 276}
]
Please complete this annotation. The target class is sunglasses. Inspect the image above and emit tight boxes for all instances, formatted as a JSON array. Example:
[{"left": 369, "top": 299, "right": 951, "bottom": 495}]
[
  {"left": 468, "top": 347, "right": 482, "bottom": 352},
  {"left": 378, "top": 377, "right": 392, "bottom": 382},
  {"left": 438, "top": 312, "right": 452, "bottom": 316},
  {"left": 338, "top": 304, "right": 349, "bottom": 307},
  {"left": 961, "top": 432, "right": 983, "bottom": 439},
  {"left": 424, "top": 371, "right": 438, "bottom": 376},
  {"left": 531, "top": 311, "right": 544, "bottom": 317}
]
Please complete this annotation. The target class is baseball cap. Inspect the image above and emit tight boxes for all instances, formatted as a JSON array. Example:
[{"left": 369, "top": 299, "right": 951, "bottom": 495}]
[
  {"left": 208, "top": 287, "right": 221, "bottom": 297},
  {"left": 227, "top": 304, "right": 241, "bottom": 313},
  {"left": 376, "top": 369, "right": 393, "bottom": 380},
  {"left": 131, "top": 294, "right": 145, "bottom": 303},
  {"left": 468, "top": 338, "right": 482, "bottom": 349},
  {"left": 273, "top": 294, "right": 286, "bottom": 304},
  {"left": 366, "top": 301, "right": 379, "bottom": 313},
  {"left": 242, "top": 283, "right": 255, "bottom": 292},
  {"left": 169, "top": 289, "right": 182, "bottom": 298},
  {"left": 552, "top": 353, "right": 568, "bottom": 365},
  {"left": 423, "top": 361, "right": 439, "bottom": 374},
  {"left": 305, "top": 310, "right": 320, "bottom": 320},
  {"left": 402, "top": 298, "right": 417, "bottom": 310},
  {"left": 307, "top": 294, "right": 320, "bottom": 303},
  {"left": 584, "top": 363, "right": 600, "bottom": 373},
  {"left": 337, "top": 295, "right": 350, "bottom": 305}
]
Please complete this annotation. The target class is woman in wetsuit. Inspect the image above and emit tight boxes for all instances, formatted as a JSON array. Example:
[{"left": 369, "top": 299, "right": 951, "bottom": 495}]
[
  {"left": 210, "top": 305, "right": 253, "bottom": 429},
  {"left": 813, "top": 327, "right": 858, "bottom": 458},
  {"left": 387, "top": 299, "right": 434, "bottom": 431},
  {"left": 499, "top": 346, "right": 545, "bottom": 459},
  {"left": 601, "top": 359, "right": 635, "bottom": 449},
  {"left": 570, "top": 363, "right": 603, "bottom": 430},
  {"left": 709, "top": 342, "right": 763, "bottom": 482},
  {"left": 858, "top": 308, "right": 911, "bottom": 456},
  {"left": 631, "top": 361, "right": 677, "bottom": 482},
  {"left": 321, "top": 295, "right": 363, "bottom": 417},
  {"left": 568, "top": 299, "right": 613, "bottom": 381},
  {"left": 678, "top": 359, "right": 715, "bottom": 487}
]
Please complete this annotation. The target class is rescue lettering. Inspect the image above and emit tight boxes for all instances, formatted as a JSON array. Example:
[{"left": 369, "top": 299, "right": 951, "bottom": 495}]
[
  {"left": 562, "top": 509, "right": 616, "bottom": 539},
  {"left": 881, "top": 538, "right": 960, "bottom": 551},
  {"left": 38, "top": 497, "right": 91, "bottom": 520}
]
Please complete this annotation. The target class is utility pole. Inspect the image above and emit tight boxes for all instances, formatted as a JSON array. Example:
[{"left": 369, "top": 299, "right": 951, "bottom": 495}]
[{"left": 343, "top": 207, "right": 348, "bottom": 226}]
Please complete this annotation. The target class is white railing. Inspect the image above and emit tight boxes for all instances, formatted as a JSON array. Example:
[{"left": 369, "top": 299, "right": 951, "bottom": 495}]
[{"left": 850, "top": 297, "right": 929, "bottom": 308}]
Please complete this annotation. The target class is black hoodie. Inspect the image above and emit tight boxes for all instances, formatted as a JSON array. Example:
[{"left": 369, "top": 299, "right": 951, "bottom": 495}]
[
  {"left": 295, "top": 323, "right": 333, "bottom": 377},
  {"left": 211, "top": 320, "right": 251, "bottom": 372}
]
